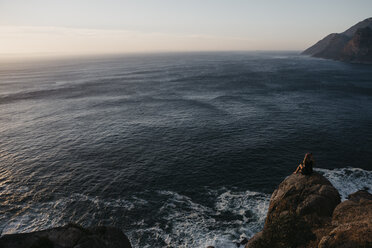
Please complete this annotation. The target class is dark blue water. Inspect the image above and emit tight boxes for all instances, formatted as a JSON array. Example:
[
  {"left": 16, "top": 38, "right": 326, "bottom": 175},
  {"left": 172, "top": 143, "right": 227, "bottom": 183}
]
[{"left": 0, "top": 52, "right": 371, "bottom": 247}]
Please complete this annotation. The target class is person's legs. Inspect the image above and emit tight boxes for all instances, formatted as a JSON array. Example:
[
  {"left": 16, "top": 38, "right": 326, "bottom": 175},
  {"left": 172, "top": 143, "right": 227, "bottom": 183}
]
[{"left": 294, "top": 164, "right": 303, "bottom": 174}]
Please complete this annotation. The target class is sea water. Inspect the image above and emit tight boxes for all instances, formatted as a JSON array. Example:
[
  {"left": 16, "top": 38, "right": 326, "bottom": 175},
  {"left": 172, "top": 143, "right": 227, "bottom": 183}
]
[{"left": 0, "top": 52, "right": 371, "bottom": 247}]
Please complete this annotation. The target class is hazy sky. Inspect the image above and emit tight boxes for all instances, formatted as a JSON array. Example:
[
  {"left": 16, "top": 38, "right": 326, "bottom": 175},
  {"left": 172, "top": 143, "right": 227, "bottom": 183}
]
[{"left": 1, "top": 0, "right": 371, "bottom": 56}]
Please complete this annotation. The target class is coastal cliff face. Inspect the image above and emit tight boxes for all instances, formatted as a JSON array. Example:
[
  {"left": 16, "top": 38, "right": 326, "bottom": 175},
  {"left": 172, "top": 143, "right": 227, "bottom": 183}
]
[
  {"left": 303, "top": 17, "right": 372, "bottom": 63},
  {"left": 246, "top": 172, "right": 372, "bottom": 248},
  {"left": 0, "top": 224, "right": 132, "bottom": 248}
]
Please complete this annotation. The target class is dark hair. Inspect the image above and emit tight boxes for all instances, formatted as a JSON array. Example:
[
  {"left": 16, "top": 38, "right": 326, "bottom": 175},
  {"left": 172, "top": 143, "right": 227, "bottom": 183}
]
[
  {"left": 302, "top": 153, "right": 312, "bottom": 165},
  {"left": 301, "top": 153, "right": 314, "bottom": 175}
]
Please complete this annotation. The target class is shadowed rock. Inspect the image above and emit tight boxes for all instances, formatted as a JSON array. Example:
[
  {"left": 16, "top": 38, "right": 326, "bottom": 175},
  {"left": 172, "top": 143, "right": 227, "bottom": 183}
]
[
  {"left": 318, "top": 190, "right": 372, "bottom": 248},
  {"left": 0, "top": 224, "right": 132, "bottom": 248},
  {"left": 246, "top": 171, "right": 372, "bottom": 248},
  {"left": 265, "top": 172, "right": 340, "bottom": 226},
  {"left": 246, "top": 172, "right": 340, "bottom": 248}
]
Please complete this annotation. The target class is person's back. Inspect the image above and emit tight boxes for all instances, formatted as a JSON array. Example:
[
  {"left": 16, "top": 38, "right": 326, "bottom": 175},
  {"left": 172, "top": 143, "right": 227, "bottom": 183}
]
[
  {"left": 300, "top": 159, "right": 313, "bottom": 175},
  {"left": 294, "top": 153, "right": 314, "bottom": 175}
]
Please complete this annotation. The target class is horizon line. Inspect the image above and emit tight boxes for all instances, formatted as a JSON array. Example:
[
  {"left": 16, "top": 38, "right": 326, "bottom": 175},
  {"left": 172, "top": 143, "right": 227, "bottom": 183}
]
[{"left": 0, "top": 50, "right": 303, "bottom": 59}]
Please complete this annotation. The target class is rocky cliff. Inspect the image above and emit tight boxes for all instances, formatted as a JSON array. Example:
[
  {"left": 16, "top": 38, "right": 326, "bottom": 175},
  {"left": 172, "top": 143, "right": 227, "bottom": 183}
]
[
  {"left": 0, "top": 224, "right": 132, "bottom": 248},
  {"left": 303, "top": 17, "right": 372, "bottom": 63},
  {"left": 246, "top": 172, "right": 372, "bottom": 248}
]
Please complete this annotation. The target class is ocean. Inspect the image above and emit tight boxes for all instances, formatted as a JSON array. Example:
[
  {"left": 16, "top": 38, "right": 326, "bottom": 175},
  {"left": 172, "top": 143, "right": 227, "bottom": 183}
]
[{"left": 0, "top": 52, "right": 371, "bottom": 247}]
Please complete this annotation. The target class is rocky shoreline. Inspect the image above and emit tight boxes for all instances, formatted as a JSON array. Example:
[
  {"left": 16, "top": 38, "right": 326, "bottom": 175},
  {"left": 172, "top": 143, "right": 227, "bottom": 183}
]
[
  {"left": 246, "top": 172, "right": 372, "bottom": 248},
  {"left": 0, "top": 224, "right": 132, "bottom": 248},
  {"left": 1, "top": 172, "right": 371, "bottom": 248}
]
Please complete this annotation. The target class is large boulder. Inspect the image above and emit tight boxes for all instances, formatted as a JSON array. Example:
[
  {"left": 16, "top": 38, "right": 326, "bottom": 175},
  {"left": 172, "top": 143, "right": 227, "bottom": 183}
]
[
  {"left": 265, "top": 172, "right": 340, "bottom": 225},
  {"left": 0, "top": 224, "right": 132, "bottom": 248},
  {"left": 246, "top": 172, "right": 341, "bottom": 248},
  {"left": 318, "top": 190, "right": 372, "bottom": 248}
]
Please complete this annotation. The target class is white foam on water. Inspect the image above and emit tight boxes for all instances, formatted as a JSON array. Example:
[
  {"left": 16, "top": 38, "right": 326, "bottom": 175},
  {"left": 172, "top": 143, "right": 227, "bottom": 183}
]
[
  {"left": 215, "top": 190, "right": 270, "bottom": 238},
  {"left": 3, "top": 167, "right": 370, "bottom": 247},
  {"left": 128, "top": 189, "right": 270, "bottom": 248},
  {"left": 1, "top": 187, "right": 270, "bottom": 247},
  {"left": 316, "top": 167, "right": 372, "bottom": 200},
  {"left": 129, "top": 167, "right": 372, "bottom": 247},
  {"left": 0, "top": 193, "right": 147, "bottom": 236}
]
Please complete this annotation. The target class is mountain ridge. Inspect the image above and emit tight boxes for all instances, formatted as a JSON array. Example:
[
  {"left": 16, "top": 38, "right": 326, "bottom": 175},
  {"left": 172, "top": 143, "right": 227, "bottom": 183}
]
[{"left": 302, "top": 18, "right": 372, "bottom": 63}]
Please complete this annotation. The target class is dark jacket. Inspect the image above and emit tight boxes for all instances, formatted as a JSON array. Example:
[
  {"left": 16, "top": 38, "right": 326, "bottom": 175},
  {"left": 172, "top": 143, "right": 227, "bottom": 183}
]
[{"left": 301, "top": 161, "right": 313, "bottom": 175}]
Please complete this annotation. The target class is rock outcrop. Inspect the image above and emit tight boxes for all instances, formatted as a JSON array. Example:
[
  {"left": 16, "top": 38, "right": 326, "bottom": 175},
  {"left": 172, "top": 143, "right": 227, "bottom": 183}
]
[
  {"left": 246, "top": 172, "right": 372, "bottom": 248},
  {"left": 0, "top": 224, "right": 132, "bottom": 248},
  {"left": 303, "top": 17, "right": 372, "bottom": 63},
  {"left": 318, "top": 190, "right": 372, "bottom": 248}
]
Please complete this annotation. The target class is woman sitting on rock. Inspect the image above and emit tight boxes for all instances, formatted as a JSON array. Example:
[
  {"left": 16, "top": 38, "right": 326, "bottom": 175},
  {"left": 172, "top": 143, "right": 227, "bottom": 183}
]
[{"left": 294, "top": 153, "right": 314, "bottom": 175}]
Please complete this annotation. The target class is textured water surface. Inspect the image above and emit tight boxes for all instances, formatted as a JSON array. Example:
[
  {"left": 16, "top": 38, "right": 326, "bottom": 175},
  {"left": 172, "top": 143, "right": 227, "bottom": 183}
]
[{"left": 0, "top": 52, "right": 372, "bottom": 247}]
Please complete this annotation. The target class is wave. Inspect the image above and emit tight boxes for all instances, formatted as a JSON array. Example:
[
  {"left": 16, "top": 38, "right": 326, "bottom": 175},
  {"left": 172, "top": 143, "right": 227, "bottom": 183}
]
[
  {"left": 1, "top": 167, "right": 371, "bottom": 247},
  {"left": 316, "top": 167, "right": 372, "bottom": 200},
  {"left": 127, "top": 189, "right": 270, "bottom": 248},
  {"left": 0, "top": 188, "right": 270, "bottom": 248},
  {"left": 0, "top": 193, "right": 147, "bottom": 236}
]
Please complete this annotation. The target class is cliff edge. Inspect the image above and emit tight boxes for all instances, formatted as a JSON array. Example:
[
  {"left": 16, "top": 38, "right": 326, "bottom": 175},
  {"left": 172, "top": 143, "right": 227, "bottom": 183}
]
[{"left": 246, "top": 172, "right": 372, "bottom": 248}]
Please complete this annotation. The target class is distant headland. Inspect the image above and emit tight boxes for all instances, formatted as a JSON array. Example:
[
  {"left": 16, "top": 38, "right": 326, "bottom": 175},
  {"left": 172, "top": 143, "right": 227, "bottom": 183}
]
[{"left": 302, "top": 17, "right": 372, "bottom": 64}]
